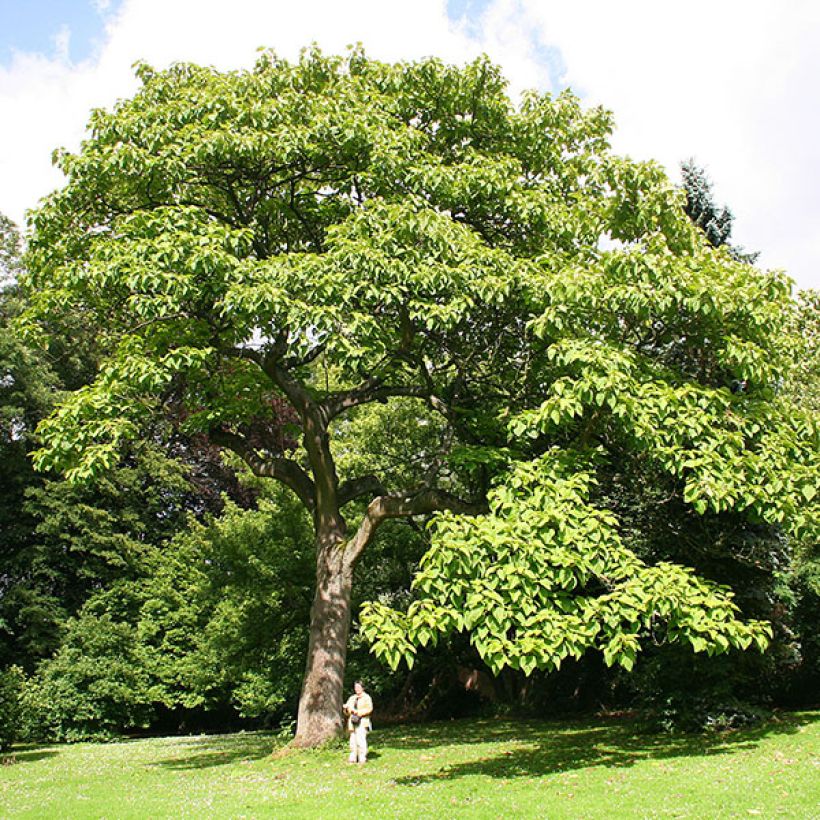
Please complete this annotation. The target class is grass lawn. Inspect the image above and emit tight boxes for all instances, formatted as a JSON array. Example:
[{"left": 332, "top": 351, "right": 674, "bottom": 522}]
[{"left": 1, "top": 711, "right": 818, "bottom": 818}]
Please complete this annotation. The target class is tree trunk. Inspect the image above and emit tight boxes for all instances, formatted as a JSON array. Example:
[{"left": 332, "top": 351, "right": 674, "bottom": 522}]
[{"left": 291, "top": 532, "right": 354, "bottom": 747}]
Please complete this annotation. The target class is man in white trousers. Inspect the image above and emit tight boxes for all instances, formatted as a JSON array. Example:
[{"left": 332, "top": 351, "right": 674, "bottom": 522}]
[{"left": 343, "top": 680, "right": 373, "bottom": 764}]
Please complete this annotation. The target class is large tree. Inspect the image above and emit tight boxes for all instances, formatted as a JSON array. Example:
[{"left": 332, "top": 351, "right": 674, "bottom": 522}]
[{"left": 21, "top": 49, "right": 817, "bottom": 746}]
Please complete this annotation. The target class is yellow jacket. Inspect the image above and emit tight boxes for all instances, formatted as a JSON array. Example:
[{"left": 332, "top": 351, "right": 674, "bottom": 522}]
[{"left": 344, "top": 692, "right": 373, "bottom": 732}]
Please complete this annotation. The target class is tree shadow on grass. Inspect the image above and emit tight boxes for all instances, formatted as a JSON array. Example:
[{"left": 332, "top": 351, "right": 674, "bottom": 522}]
[
  {"left": 150, "top": 732, "right": 280, "bottom": 770},
  {"left": 2, "top": 748, "right": 60, "bottom": 766},
  {"left": 382, "top": 718, "right": 548, "bottom": 749},
  {"left": 145, "top": 711, "right": 816, "bottom": 776},
  {"left": 390, "top": 712, "right": 816, "bottom": 786}
]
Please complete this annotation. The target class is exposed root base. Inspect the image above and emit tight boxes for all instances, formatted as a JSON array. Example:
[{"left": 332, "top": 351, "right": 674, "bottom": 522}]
[{"left": 288, "top": 730, "right": 343, "bottom": 750}]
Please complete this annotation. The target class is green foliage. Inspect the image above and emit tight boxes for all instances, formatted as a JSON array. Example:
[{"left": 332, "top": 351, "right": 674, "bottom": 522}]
[
  {"left": 1, "top": 444, "right": 203, "bottom": 671},
  {"left": 0, "top": 293, "right": 57, "bottom": 442},
  {"left": 14, "top": 483, "right": 314, "bottom": 742},
  {"left": 17, "top": 48, "right": 618, "bottom": 483},
  {"left": 332, "top": 398, "right": 449, "bottom": 495},
  {"left": 0, "top": 212, "right": 23, "bottom": 287},
  {"left": 135, "top": 489, "right": 314, "bottom": 720},
  {"left": 0, "top": 665, "right": 25, "bottom": 750},
  {"left": 785, "top": 540, "right": 820, "bottom": 699},
  {"left": 783, "top": 290, "right": 820, "bottom": 415},
  {"left": 0, "top": 283, "right": 64, "bottom": 669},
  {"left": 15, "top": 48, "right": 818, "bottom": 711},
  {"left": 22, "top": 614, "right": 155, "bottom": 742},
  {"left": 777, "top": 290, "right": 820, "bottom": 700},
  {"left": 629, "top": 646, "right": 774, "bottom": 733},
  {"left": 362, "top": 450, "right": 772, "bottom": 675}
]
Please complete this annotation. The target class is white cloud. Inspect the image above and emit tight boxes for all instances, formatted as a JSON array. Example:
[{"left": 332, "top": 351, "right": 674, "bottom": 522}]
[
  {"left": 1, "top": 0, "right": 818, "bottom": 291},
  {"left": 510, "top": 0, "right": 820, "bottom": 291},
  {"left": 52, "top": 25, "right": 72, "bottom": 62}
]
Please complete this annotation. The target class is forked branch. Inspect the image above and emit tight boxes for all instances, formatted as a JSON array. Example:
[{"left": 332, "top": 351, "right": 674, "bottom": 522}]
[
  {"left": 345, "top": 488, "right": 486, "bottom": 566},
  {"left": 208, "top": 428, "right": 316, "bottom": 510}
]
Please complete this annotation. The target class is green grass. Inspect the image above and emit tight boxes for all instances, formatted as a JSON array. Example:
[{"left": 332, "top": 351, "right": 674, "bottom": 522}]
[{"left": 1, "top": 712, "right": 818, "bottom": 818}]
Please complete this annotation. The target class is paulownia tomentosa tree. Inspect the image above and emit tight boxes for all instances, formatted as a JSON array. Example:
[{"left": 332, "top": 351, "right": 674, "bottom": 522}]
[{"left": 21, "top": 48, "right": 818, "bottom": 745}]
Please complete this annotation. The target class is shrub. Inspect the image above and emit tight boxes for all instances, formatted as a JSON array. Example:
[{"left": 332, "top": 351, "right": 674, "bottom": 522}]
[
  {"left": 627, "top": 645, "right": 772, "bottom": 733},
  {"left": 23, "top": 614, "right": 155, "bottom": 742}
]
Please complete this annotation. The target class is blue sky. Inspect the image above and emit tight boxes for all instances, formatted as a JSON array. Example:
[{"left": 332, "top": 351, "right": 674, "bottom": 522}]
[
  {"left": 0, "top": 0, "right": 123, "bottom": 64},
  {"left": 0, "top": 0, "right": 565, "bottom": 95},
  {"left": 0, "top": 0, "right": 817, "bottom": 291},
  {"left": 446, "top": 0, "right": 490, "bottom": 36},
  {"left": 0, "top": 1, "right": 494, "bottom": 66}
]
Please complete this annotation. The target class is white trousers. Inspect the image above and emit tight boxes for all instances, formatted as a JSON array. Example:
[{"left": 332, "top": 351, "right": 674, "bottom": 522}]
[{"left": 348, "top": 724, "right": 368, "bottom": 762}]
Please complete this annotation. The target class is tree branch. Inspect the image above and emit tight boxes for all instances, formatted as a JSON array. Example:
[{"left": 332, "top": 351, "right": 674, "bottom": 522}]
[
  {"left": 239, "top": 346, "right": 345, "bottom": 529},
  {"left": 228, "top": 343, "right": 315, "bottom": 416},
  {"left": 283, "top": 341, "right": 328, "bottom": 370},
  {"left": 264, "top": 357, "right": 313, "bottom": 415},
  {"left": 208, "top": 428, "right": 315, "bottom": 510},
  {"left": 227, "top": 346, "right": 264, "bottom": 366},
  {"left": 337, "top": 474, "right": 386, "bottom": 507},
  {"left": 323, "top": 380, "right": 429, "bottom": 420},
  {"left": 345, "top": 488, "right": 486, "bottom": 566}
]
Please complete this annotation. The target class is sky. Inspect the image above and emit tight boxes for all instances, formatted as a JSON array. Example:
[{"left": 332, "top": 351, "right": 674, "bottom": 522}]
[{"left": 0, "top": 0, "right": 818, "bottom": 292}]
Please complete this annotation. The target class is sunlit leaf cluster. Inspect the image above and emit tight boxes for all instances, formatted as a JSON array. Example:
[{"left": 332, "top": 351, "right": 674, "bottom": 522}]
[{"left": 362, "top": 450, "right": 772, "bottom": 674}]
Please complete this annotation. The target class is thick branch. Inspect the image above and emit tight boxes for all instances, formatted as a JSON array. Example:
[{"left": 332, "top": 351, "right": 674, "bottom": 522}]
[
  {"left": 265, "top": 358, "right": 316, "bottom": 417},
  {"left": 372, "top": 488, "right": 485, "bottom": 519},
  {"left": 209, "top": 428, "right": 315, "bottom": 510},
  {"left": 323, "top": 380, "right": 429, "bottom": 420},
  {"left": 345, "top": 488, "right": 486, "bottom": 567},
  {"left": 244, "top": 348, "right": 344, "bottom": 528},
  {"left": 338, "top": 474, "right": 386, "bottom": 507},
  {"left": 227, "top": 345, "right": 316, "bottom": 416},
  {"left": 299, "top": 410, "right": 343, "bottom": 527},
  {"left": 223, "top": 349, "right": 346, "bottom": 530},
  {"left": 227, "top": 346, "right": 263, "bottom": 366},
  {"left": 282, "top": 341, "right": 328, "bottom": 370}
]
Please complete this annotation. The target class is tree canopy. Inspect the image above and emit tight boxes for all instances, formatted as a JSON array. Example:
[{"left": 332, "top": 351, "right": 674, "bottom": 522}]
[{"left": 18, "top": 48, "right": 818, "bottom": 745}]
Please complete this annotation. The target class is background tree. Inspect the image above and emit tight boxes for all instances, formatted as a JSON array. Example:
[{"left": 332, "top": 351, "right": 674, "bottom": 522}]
[
  {"left": 777, "top": 290, "right": 820, "bottom": 704},
  {"left": 783, "top": 291, "right": 820, "bottom": 414},
  {"left": 680, "top": 160, "right": 758, "bottom": 263},
  {"left": 0, "top": 214, "right": 24, "bottom": 288},
  {"left": 0, "top": 216, "right": 60, "bottom": 671},
  {"left": 0, "top": 231, "right": 242, "bottom": 672},
  {"left": 21, "top": 50, "right": 816, "bottom": 747},
  {"left": 20, "top": 484, "right": 311, "bottom": 741}
]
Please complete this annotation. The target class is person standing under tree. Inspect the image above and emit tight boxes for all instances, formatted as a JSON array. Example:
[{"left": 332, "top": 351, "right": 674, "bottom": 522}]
[{"left": 343, "top": 681, "right": 373, "bottom": 764}]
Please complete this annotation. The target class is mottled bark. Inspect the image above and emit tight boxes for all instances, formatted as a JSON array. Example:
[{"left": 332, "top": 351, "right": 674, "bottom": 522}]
[
  {"left": 291, "top": 528, "right": 353, "bottom": 747},
  {"left": 290, "top": 398, "right": 353, "bottom": 747}
]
